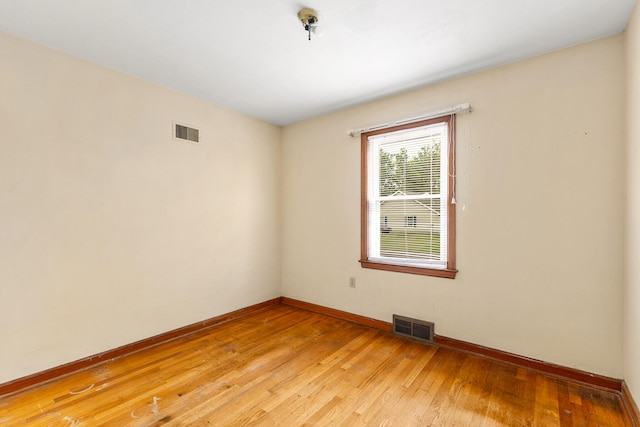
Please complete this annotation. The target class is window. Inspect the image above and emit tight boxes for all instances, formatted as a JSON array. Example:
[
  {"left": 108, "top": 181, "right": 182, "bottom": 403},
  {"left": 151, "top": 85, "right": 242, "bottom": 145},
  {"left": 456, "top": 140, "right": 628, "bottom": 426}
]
[
  {"left": 404, "top": 216, "right": 417, "bottom": 228},
  {"left": 360, "top": 115, "right": 457, "bottom": 278}
]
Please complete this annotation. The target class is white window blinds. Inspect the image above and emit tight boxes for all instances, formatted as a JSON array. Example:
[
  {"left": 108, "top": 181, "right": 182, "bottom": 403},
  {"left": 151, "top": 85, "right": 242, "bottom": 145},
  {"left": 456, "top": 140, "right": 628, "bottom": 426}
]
[{"left": 367, "top": 119, "right": 449, "bottom": 268}]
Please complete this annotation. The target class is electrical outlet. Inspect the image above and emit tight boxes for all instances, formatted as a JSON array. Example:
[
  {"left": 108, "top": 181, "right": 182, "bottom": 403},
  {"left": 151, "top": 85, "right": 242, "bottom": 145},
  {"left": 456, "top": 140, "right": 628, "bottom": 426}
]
[{"left": 349, "top": 277, "right": 356, "bottom": 288}]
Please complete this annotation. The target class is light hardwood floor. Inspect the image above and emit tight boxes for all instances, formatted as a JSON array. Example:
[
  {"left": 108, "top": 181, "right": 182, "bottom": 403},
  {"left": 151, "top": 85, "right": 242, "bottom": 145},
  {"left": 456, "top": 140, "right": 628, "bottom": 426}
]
[{"left": 0, "top": 305, "right": 633, "bottom": 426}]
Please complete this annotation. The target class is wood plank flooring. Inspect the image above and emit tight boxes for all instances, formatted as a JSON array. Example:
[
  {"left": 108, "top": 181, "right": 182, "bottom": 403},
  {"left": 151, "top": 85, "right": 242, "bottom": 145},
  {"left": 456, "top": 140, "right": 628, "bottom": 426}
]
[{"left": 0, "top": 305, "right": 633, "bottom": 426}]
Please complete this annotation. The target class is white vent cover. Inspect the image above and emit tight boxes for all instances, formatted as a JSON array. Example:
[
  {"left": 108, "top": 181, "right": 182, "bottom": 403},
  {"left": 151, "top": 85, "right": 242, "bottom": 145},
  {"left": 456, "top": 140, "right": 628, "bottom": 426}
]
[{"left": 174, "top": 122, "right": 199, "bottom": 143}]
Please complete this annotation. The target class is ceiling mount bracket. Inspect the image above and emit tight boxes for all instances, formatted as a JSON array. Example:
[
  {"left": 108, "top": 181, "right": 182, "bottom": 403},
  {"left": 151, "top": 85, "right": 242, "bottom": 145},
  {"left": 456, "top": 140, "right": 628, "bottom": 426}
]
[{"left": 297, "top": 8, "right": 319, "bottom": 41}]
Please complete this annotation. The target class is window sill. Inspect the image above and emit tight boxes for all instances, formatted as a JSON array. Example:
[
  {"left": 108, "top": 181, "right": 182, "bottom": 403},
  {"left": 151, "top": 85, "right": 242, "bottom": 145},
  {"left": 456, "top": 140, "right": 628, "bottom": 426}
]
[{"left": 359, "top": 259, "right": 457, "bottom": 279}]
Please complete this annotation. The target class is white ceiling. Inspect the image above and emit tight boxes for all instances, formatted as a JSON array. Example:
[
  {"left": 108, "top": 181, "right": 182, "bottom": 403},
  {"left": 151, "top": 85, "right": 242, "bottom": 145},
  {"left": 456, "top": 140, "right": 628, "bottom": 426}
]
[{"left": 0, "top": 0, "right": 636, "bottom": 125}]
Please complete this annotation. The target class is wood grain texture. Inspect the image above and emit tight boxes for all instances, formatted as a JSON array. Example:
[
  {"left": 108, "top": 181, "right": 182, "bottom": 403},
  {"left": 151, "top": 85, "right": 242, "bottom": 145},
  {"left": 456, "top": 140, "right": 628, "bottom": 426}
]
[
  {"left": 0, "top": 297, "right": 281, "bottom": 397},
  {"left": 622, "top": 381, "right": 640, "bottom": 427},
  {"left": 282, "top": 297, "right": 625, "bottom": 392},
  {"left": 434, "top": 335, "right": 623, "bottom": 392},
  {"left": 281, "top": 297, "right": 393, "bottom": 332},
  {"left": 0, "top": 305, "right": 633, "bottom": 426}
]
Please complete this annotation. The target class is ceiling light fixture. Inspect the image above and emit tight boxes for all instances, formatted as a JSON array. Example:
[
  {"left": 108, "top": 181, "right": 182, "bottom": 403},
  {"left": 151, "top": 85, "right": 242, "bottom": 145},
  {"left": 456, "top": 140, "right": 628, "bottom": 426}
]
[{"left": 297, "top": 7, "right": 319, "bottom": 41}]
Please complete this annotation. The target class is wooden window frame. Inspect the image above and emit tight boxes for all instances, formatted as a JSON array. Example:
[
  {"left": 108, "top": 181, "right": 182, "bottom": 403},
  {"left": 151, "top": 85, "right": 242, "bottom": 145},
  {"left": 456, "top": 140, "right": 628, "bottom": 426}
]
[{"left": 359, "top": 116, "right": 457, "bottom": 279}]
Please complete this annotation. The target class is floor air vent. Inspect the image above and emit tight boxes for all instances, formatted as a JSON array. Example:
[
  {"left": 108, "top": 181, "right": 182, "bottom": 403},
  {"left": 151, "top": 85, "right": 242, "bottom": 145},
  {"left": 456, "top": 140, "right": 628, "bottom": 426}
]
[{"left": 393, "top": 314, "right": 434, "bottom": 344}]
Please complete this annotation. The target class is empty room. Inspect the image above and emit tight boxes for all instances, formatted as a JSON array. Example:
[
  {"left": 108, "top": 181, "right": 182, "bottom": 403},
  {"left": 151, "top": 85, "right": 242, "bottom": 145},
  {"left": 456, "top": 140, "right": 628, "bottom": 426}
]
[{"left": 1, "top": 0, "right": 640, "bottom": 425}]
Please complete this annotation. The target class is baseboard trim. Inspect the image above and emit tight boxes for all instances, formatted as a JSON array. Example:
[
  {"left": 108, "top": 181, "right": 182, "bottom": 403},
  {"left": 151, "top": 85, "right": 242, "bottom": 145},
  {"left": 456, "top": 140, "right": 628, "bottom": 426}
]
[
  {"left": 434, "top": 335, "right": 622, "bottom": 391},
  {"left": 622, "top": 381, "right": 640, "bottom": 427},
  {"left": 4, "top": 294, "right": 635, "bottom": 425},
  {"left": 281, "top": 297, "right": 393, "bottom": 332},
  {"left": 281, "top": 297, "right": 623, "bottom": 392},
  {"left": 0, "top": 297, "right": 282, "bottom": 397}
]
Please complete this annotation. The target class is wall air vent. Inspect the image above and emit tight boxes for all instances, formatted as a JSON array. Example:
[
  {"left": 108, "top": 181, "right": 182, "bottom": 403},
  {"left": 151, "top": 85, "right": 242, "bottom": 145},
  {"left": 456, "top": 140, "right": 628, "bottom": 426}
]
[
  {"left": 174, "top": 122, "right": 199, "bottom": 143},
  {"left": 393, "top": 314, "right": 434, "bottom": 344}
]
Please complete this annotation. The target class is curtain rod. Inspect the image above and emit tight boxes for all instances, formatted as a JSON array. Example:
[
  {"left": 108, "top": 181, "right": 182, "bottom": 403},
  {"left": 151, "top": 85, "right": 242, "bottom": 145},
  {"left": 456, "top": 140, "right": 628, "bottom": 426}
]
[{"left": 347, "top": 102, "right": 472, "bottom": 137}]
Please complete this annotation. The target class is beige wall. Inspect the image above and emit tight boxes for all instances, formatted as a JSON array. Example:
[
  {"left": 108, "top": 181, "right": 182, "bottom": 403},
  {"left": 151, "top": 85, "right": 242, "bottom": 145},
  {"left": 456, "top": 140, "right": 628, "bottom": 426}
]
[
  {"left": 0, "top": 32, "right": 282, "bottom": 384},
  {"left": 0, "top": 22, "right": 632, "bottom": 387},
  {"left": 625, "top": 0, "right": 640, "bottom": 407},
  {"left": 282, "top": 35, "right": 626, "bottom": 377}
]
